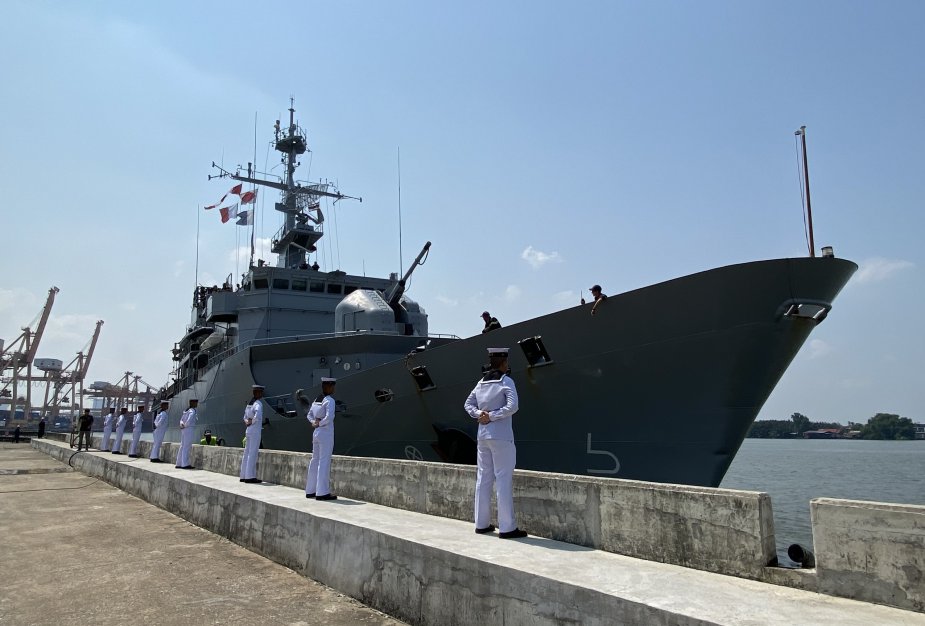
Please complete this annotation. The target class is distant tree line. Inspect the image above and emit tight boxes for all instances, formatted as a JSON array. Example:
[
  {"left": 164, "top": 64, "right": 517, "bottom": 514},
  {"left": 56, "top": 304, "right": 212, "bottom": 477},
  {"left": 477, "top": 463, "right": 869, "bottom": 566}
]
[{"left": 747, "top": 412, "right": 919, "bottom": 440}]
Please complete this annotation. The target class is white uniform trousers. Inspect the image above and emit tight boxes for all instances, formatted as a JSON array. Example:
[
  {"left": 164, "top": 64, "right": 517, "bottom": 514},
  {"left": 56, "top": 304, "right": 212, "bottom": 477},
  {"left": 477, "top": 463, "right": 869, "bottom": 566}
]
[
  {"left": 240, "top": 428, "right": 261, "bottom": 479},
  {"left": 128, "top": 426, "right": 143, "bottom": 456},
  {"left": 176, "top": 428, "right": 194, "bottom": 467},
  {"left": 475, "top": 439, "right": 517, "bottom": 533},
  {"left": 150, "top": 428, "right": 167, "bottom": 460},
  {"left": 111, "top": 424, "right": 126, "bottom": 452},
  {"left": 305, "top": 433, "right": 334, "bottom": 496},
  {"left": 100, "top": 425, "right": 112, "bottom": 451}
]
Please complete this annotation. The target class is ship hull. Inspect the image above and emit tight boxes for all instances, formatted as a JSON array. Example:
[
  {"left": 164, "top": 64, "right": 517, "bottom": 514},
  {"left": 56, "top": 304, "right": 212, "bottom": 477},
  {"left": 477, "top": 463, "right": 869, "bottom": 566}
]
[{"left": 165, "top": 257, "right": 856, "bottom": 487}]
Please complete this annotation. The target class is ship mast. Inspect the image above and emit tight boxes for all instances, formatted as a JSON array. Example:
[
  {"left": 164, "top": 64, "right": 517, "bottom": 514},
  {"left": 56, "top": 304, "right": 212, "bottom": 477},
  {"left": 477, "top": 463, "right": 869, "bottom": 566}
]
[
  {"left": 210, "top": 99, "right": 361, "bottom": 269},
  {"left": 795, "top": 125, "right": 815, "bottom": 257}
]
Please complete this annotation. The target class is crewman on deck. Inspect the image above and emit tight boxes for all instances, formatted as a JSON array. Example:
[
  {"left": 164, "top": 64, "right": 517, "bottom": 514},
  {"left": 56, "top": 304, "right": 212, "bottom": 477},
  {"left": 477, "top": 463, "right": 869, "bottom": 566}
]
[
  {"left": 239, "top": 385, "right": 265, "bottom": 483},
  {"left": 99, "top": 407, "right": 115, "bottom": 451},
  {"left": 176, "top": 399, "right": 198, "bottom": 469},
  {"left": 110, "top": 407, "right": 129, "bottom": 454},
  {"left": 481, "top": 311, "right": 502, "bottom": 333},
  {"left": 128, "top": 405, "right": 145, "bottom": 457},
  {"left": 464, "top": 348, "right": 527, "bottom": 539},
  {"left": 580, "top": 284, "right": 608, "bottom": 316},
  {"left": 305, "top": 377, "right": 337, "bottom": 500},
  {"left": 150, "top": 401, "right": 169, "bottom": 463},
  {"left": 200, "top": 429, "right": 219, "bottom": 446}
]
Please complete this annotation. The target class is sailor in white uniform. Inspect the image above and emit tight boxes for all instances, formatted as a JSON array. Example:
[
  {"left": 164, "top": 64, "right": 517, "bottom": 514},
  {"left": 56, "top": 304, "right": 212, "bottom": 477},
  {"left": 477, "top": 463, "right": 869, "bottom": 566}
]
[
  {"left": 150, "top": 400, "right": 169, "bottom": 462},
  {"left": 305, "top": 377, "right": 337, "bottom": 500},
  {"left": 463, "top": 348, "right": 527, "bottom": 539},
  {"left": 239, "top": 385, "right": 265, "bottom": 484},
  {"left": 176, "top": 399, "right": 198, "bottom": 469},
  {"left": 127, "top": 405, "right": 145, "bottom": 457},
  {"left": 110, "top": 407, "right": 129, "bottom": 454},
  {"left": 99, "top": 407, "right": 115, "bottom": 451}
]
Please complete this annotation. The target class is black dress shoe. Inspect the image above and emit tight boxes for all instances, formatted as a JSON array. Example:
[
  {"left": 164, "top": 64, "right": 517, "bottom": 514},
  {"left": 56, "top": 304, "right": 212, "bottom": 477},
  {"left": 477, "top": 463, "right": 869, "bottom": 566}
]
[
  {"left": 240, "top": 479, "right": 246, "bottom": 482},
  {"left": 306, "top": 493, "right": 315, "bottom": 498},
  {"left": 175, "top": 465, "right": 182, "bottom": 469},
  {"left": 182, "top": 466, "right": 195, "bottom": 470},
  {"left": 499, "top": 528, "right": 528, "bottom": 539},
  {"left": 243, "top": 478, "right": 262, "bottom": 484},
  {"left": 475, "top": 525, "right": 496, "bottom": 535},
  {"left": 150, "top": 459, "right": 162, "bottom": 463},
  {"left": 315, "top": 493, "right": 337, "bottom": 501},
  {"left": 128, "top": 455, "right": 138, "bottom": 458},
  {"left": 111, "top": 451, "right": 122, "bottom": 455}
]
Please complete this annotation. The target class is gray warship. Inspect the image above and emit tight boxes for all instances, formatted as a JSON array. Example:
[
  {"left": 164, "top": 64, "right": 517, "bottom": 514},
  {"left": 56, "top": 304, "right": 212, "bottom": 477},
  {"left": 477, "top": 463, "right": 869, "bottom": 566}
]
[{"left": 161, "top": 103, "right": 857, "bottom": 488}]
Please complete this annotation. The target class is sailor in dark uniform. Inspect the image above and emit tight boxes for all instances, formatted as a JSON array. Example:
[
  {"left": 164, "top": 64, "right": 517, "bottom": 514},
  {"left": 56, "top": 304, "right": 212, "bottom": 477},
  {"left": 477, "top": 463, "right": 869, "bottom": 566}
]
[{"left": 463, "top": 348, "right": 527, "bottom": 539}]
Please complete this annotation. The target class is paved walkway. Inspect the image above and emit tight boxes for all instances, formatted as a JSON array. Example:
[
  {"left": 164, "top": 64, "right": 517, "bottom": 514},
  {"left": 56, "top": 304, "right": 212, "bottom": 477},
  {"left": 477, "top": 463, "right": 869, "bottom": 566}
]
[{"left": 0, "top": 443, "right": 403, "bottom": 625}]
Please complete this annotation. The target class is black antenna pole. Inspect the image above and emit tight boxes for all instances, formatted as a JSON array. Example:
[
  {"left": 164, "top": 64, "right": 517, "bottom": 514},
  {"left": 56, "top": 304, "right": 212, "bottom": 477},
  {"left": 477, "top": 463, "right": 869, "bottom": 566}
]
[
  {"left": 798, "top": 125, "right": 815, "bottom": 257},
  {"left": 398, "top": 146, "right": 403, "bottom": 274}
]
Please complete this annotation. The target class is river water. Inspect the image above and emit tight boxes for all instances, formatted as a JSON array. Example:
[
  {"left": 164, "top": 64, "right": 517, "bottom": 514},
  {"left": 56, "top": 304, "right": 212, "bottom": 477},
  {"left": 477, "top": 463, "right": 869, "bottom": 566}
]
[{"left": 720, "top": 438, "right": 925, "bottom": 565}]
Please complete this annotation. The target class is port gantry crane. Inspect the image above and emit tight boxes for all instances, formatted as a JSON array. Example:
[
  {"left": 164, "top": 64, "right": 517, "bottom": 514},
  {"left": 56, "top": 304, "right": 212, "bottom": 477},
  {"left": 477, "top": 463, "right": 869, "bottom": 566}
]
[
  {"left": 0, "top": 287, "right": 59, "bottom": 419},
  {"left": 87, "top": 371, "right": 158, "bottom": 420},
  {"left": 41, "top": 320, "right": 104, "bottom": 424}
]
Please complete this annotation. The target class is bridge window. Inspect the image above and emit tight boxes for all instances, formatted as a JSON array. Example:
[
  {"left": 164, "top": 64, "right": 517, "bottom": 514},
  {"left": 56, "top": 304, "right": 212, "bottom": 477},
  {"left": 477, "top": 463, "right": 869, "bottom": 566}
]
[
  {"left": 273, "top": 278, "right": 289, "bottom": 290},
  {"left": 291, "top": 279, "right": 307, "bottom": 291},
  {"left": 327, "top": 284, "right": 343, "bottom": 294},
  {"left": 344, "top": 285, "right": 357, "bottom": 295},
  {"left": 253, "top": 277, "right": 269, "bottom": 290},
  {"left": 309, "top": 281, "right": 325, "bottom": 293}
]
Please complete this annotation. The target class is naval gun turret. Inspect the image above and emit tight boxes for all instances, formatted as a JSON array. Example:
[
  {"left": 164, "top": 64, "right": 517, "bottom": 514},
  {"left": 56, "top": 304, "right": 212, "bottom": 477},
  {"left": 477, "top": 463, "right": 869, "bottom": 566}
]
[{"left": 335, "top": 242, "right": 431, "bottom": 336}]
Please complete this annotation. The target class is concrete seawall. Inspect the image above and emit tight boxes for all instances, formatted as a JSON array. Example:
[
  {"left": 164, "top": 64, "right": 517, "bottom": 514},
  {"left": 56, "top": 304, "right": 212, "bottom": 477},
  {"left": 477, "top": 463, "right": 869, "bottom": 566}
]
[
  {"left": 53, "top": 433, "right": 925, "bottom": 614},
  {"left": 33, "top": 438, "right": 923, "bottom": 625},
  {"left": 813, "top": 498, "right": 925, "bottom": 612},
  {"left": 80, "top": 433, "right": 775, "bottom": 579}
]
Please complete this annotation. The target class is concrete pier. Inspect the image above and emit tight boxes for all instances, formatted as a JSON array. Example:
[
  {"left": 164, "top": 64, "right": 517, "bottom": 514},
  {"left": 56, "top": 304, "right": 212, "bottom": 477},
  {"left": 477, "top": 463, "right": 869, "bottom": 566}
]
[
  {"left": 27, "top": 438, "right": 925, "bottom": 625},
  {"left": 0, "top": 443, "right": 402, "bottom": 625}
]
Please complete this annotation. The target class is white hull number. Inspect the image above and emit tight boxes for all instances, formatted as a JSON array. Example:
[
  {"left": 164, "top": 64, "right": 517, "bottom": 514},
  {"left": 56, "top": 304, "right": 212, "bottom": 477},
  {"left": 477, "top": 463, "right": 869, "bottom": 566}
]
[{"left": 586, "top": 433, "right": 620, "bottom": 475}]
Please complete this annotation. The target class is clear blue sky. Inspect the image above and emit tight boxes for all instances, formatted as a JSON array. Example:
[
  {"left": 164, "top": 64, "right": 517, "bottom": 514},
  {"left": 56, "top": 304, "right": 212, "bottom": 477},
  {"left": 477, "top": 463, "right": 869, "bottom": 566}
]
[{"left": 1, "top": 1, "right": 922, "bottom": 423}]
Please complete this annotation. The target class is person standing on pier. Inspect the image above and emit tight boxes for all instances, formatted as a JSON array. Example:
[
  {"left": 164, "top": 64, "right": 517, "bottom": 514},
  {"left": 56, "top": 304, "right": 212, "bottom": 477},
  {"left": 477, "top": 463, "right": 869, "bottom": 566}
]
[
  {"left": 150, "top": 400, "right": 169, "bottom": 463},
  {"left": 464, "top": 348, "right": 527, "bottom": 539},
  {"left": 239, "top": 385, "right": 265, "bottom": 484},
  {"left": 77, "top": 409, "right": 93, "bottom": 451},
  {"left": 99, "top": 407, "right": 115, "bottom": 451},
  {"left": 176, "top": 399, "right": 198, "bottom": 469},
  {"left": 305, "top": 377, "right": 337, "bottom": 500},
  {"left": 127, "top": 405, "right": 145, "bottom": 457},
  {"left": 110, "top": 407, "right": 129, "bottom": 454}
]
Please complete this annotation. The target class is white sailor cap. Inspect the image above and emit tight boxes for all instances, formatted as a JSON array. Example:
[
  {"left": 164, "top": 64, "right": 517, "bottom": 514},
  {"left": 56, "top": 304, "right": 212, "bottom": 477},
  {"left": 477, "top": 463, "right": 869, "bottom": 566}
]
[
  {"left": 321, "top": 377, "right": 337, "bottom": 383},
  {"left": 252, "top": 384, "right": 265, "bottom": 390},
  {"left": 487, "top": 348, "right": 510, "bottom": 357}
]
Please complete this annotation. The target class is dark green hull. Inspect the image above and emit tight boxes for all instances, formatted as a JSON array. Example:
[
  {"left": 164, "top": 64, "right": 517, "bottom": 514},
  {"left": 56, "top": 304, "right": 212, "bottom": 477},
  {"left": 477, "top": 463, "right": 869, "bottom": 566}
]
[{"left": 168, "top": 257, "right": 856, "bottom": 487}]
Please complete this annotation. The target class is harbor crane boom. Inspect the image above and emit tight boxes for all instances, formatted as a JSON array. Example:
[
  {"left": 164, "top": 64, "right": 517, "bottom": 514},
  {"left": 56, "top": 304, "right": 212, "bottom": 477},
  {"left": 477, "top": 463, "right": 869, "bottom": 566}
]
[{"left": 0, "top": 287, "right": 59, "bottom": 415}]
